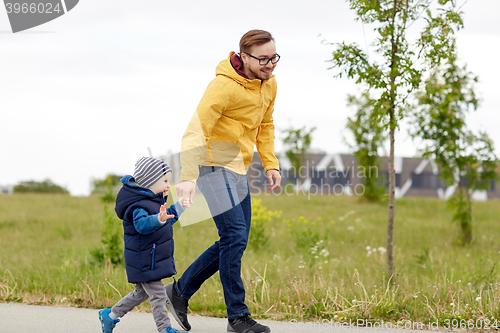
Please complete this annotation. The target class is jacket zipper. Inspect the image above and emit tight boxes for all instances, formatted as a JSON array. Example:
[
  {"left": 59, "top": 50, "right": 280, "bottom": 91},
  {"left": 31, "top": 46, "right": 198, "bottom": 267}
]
[{"left": 151, "top": 243, "right": 156, "bottom": 270}]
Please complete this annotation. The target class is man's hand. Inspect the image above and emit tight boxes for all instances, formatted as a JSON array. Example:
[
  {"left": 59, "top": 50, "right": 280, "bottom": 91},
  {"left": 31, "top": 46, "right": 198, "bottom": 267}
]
[
  {"left": 159, "top": 203, "right": 175, "bottom": 222},
  {"left": 176, "top": 180, "right": 196, "bottom": 204},
  {"left": 266, "top": 169, "right": 281, "bottom": 191}
]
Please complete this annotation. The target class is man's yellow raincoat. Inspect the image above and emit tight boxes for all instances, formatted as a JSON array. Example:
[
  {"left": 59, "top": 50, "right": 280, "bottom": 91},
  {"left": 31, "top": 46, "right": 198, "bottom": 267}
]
[{"left": 180, "top": 52, "right": 280, "bottom": 182}]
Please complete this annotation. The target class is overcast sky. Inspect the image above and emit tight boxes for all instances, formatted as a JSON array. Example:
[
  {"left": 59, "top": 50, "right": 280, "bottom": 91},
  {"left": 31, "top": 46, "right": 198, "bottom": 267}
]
[{"left": 1, "top": 0, "right": 499, "bottom": 196}]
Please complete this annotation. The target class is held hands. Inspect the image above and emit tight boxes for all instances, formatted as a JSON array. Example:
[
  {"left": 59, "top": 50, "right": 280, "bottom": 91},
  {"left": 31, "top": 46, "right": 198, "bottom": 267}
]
[
  {"left": 179, "top": 194, "right": 191, "bottom": 209},
  {"left": 176, "top": 181, "right": 196, "bottom": 204},
  {"left": 266, "top": 169, "right": 281, "bottom": 191},
  {"left": 159, "top": 203, "right": 175, "bottom": 223}
]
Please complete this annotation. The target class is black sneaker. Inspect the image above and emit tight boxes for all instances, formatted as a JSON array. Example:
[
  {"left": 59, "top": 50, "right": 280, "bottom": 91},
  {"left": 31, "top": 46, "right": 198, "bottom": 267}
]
[
  {"left": 227, "top": 315, "right": 271, "bottom": 333},
  {"left": 165, "top": 281, "right": 191, "bottom": 331}
]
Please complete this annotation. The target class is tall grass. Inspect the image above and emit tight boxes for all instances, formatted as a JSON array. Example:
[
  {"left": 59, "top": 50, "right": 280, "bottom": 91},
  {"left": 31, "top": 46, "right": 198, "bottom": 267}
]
[{"left": 1, "top": 193, "right": 499, "bottom": 327}]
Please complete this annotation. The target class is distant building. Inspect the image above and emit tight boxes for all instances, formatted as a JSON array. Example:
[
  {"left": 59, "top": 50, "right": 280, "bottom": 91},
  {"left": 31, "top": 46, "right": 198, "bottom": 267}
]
[
  {"left": 160, "top": 151, "right": 499, "bottom": 200},
  {"left": 0, "top": 185, "right": 14, "bottom": 195}
]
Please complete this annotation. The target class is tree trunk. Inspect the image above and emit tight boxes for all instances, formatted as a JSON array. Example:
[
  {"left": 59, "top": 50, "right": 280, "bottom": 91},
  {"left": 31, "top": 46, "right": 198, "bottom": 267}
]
[
  {"left": 464, "top": 185, "right": 473, "bottom": 244},
  {"left": 387, "top": 113, "right": 396, "bottom": 280},
  {"left": 387, "top": 1, "right": 398, "bottom": 281}
]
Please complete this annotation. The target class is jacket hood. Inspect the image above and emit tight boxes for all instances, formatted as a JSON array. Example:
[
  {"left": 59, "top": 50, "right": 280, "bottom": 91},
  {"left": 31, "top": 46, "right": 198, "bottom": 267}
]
[
  {"left": 230, "top": 53, "right": 249, "bottom": 79},
  {"left": 115, "top": 175, "right": 163, "bottom": 220},
  {"left": 216, "top": 52, "right": 274, "bottom": 90}
]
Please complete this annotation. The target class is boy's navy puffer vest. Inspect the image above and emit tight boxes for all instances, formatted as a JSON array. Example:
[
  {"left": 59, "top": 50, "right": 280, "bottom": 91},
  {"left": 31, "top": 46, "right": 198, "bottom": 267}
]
[{"left": 115, "top": 176, "right": 176, "bottom": 284}]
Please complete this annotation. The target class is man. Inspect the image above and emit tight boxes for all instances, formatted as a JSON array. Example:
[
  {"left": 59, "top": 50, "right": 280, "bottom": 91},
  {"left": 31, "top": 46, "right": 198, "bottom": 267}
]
[{"left": 165, "top": 29, "right": 281, "bottom": 333}]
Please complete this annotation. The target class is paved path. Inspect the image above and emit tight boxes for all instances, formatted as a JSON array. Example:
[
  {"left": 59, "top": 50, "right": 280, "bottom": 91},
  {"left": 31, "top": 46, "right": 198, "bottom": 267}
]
[{"left": 0, "top": 302, "right": 436, "bottom": 333}]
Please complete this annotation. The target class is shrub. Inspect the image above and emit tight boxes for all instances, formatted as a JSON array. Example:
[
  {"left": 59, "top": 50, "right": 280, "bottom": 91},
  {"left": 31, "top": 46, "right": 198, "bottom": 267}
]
[
  {"left": 248, "top": 198, "right": 282, "bottom": 250},
  {"left": 14, "top": 179, "right": 69, "bottom": 194}
]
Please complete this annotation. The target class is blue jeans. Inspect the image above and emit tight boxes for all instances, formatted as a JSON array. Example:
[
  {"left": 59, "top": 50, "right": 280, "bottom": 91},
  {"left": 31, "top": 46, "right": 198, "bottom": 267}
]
[{"left": 175, "top": 166, "right": 251, "bottom": 319}]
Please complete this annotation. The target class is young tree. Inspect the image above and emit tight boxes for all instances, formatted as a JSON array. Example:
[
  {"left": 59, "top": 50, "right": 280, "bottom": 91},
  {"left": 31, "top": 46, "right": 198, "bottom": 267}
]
[
  {"left": 282, "top": 126, "right": 317, "bottom": 189},
  {"left": 328, "top": 0, "right": 464, "bottom": 278},
  {"left": 410, "top": 57, "right": 499, "bottom": 244},
  {"left": 345, "top": 91, "right": 387, "bottom": 202},
  {"left": 90, "top": 174, "right": 124, "bottom": 265},
  {"left": 90, "top": 174, "right": 123, "bottom": 194}
]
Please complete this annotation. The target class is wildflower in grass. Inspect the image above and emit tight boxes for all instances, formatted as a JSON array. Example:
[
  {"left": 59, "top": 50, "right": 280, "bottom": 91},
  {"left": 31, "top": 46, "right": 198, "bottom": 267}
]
[
  {"left": 288, "top": 216, "right": 326, "bottom": 250},
  {"left": 476, "top": 296, "right": 481, "bottom": 301},
  {"left": 366, "top": 246, "right": 371, "bottom": 251},
  {"left": 377, "top": 247, "right": 386, "bottom": 253},
  {"left": 347, "top": 226, "right": 354, "bottom": 231},
  {"left": 336, "top": 211, "right": 353, "bottom": 222}
]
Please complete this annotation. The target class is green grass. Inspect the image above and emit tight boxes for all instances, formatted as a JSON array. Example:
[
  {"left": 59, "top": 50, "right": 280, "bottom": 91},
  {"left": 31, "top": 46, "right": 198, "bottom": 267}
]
[{"left": 1, "top": 192, "right": 500, "bottom": 327}]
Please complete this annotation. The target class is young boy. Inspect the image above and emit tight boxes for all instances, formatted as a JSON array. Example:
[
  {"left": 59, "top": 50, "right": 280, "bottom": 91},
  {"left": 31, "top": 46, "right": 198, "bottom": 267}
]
[{"left": 99, "top": 157, "right": 190, "bottom": 333}]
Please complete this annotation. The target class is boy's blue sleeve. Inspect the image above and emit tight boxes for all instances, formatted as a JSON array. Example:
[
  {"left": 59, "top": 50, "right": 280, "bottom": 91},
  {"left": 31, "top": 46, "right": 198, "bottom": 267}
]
[
  {"left": 132, "top": 208, "right": 164, "bottom": 235},
  {"left": 167, "top": 201, "right": 185, "bottom": 225}
]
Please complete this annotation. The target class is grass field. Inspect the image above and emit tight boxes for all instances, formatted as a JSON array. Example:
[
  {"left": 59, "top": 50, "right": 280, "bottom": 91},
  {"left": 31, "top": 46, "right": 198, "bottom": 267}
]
[{"left": 1, "top": 192, "right": 500, "bottom": 328}]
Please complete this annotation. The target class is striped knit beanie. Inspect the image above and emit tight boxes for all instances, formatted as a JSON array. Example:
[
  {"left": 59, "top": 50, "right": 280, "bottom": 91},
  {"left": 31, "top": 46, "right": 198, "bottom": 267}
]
[{"left": 133, "top": 157, "right": 172, "bottom": 189}]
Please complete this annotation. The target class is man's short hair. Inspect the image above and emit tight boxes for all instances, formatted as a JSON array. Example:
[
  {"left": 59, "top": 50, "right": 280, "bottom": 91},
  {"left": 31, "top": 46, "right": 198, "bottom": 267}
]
[{"left": 239, "top": 30, "right": 274, "bottom": 54}]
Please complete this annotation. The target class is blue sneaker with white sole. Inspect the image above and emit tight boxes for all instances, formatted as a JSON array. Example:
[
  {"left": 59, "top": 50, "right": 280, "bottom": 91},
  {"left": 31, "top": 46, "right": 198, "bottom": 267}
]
[
  {"left": 166, "top": 326, "right": 182, "bottom": 333},
  {"left": 98, "top": 309, "right": 120, "bottom": 333}
]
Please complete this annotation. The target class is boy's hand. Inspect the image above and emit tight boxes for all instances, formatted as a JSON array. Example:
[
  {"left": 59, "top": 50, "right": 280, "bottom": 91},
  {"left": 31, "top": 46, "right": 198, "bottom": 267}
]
[
  {"left": 179, "top": 195, "right": 191, "bottom": 209},
  {"left": 159, "top": 203, "right": 175, "bottom": 222}
]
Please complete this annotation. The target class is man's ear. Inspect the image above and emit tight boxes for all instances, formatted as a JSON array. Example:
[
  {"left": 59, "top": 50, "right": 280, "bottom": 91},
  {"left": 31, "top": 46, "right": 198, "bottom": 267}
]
[{"left": 240, "top": 52, "right": 248, "bottom": 65}]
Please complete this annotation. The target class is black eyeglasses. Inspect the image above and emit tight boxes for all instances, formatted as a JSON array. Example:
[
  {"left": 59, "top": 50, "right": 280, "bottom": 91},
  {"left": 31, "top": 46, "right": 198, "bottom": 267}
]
[{"left": 244, "top": 52, "right": 280, "bottom": 66}]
